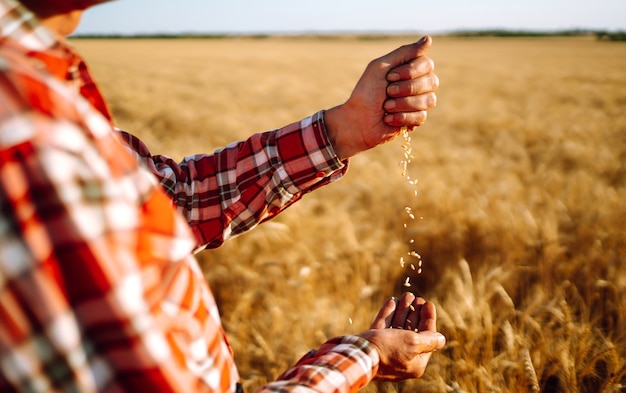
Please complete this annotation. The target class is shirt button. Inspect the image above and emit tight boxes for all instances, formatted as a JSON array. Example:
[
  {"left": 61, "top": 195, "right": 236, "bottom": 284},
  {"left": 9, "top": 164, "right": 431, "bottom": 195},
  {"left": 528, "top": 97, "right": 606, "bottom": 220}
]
[{"left": 315, "top": 171, "right": 326, "bottom": 178}]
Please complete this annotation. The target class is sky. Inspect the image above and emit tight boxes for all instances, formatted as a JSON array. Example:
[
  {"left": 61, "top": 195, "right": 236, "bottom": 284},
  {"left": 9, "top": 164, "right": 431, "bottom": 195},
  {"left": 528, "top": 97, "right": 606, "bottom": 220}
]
[{"left": 74, "top": 0, "right": 626, "bottom": 36}]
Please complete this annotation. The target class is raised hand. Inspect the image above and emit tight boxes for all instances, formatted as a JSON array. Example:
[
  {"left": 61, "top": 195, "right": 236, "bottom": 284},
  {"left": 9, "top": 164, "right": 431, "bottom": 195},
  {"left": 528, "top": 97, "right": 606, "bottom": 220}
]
[{"left": 324, "top": 36, "right": 439, "bottom": 160}]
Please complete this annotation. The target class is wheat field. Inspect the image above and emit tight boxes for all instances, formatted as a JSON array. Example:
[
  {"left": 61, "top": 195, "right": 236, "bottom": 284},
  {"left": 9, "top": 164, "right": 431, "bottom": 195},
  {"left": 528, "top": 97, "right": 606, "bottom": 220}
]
[{"left": 73, "top": 36, "right": 626, "bottom": 392}]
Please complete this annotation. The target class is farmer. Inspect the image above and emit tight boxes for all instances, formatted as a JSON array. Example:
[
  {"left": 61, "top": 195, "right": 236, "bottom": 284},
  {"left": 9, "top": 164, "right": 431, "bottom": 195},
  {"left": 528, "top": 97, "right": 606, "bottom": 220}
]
[{"left": 0, "top": 0, "right": 444, "bottom": 392}]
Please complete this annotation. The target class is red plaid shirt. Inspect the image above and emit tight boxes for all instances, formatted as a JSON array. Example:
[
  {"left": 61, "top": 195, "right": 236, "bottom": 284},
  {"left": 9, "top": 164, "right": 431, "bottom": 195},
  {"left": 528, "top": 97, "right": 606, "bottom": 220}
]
[{"left": 0, "top": 0, "right": 379, "bottom": 392}]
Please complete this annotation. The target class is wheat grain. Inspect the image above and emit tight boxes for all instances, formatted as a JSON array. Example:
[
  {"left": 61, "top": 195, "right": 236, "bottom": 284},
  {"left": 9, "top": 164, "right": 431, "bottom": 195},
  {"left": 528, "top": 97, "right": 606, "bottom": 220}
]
[{"left": 408, "top": 251, "right": 422, "bottom": 260}]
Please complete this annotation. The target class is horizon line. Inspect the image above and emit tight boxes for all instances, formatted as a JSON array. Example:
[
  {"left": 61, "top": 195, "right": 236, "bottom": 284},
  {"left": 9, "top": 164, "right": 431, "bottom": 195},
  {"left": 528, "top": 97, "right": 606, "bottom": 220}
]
[{"left": 71, "top": 27, "right": 624, "bottom": 39}]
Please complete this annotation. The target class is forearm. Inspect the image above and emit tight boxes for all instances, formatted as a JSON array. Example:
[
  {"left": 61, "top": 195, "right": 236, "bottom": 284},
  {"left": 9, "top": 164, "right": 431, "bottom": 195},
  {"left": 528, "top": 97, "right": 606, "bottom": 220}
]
[
  {"left": 259, "top": 336, "right": 379, "bottom": 393},
  {"left": 118, "top": 111, "right": 348, "bottom": 250}
]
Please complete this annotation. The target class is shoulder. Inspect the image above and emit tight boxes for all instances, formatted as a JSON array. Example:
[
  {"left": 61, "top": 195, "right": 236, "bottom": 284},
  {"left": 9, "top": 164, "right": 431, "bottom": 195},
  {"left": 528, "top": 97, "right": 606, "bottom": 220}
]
[
  {"left": 0, "top": 40, "right": 66, "bottom": 139},
  {"left": 0, "top": 42, "right": 50, "bottom": 151},
  {"left": 0, "top": 39, "right": 86, "bottom": 127},
  {"left": 0, "top": 40, "right": 105, "bottom": 147},
  {"left": 0, "top": 41, "right": 36, "bottom": 115}
]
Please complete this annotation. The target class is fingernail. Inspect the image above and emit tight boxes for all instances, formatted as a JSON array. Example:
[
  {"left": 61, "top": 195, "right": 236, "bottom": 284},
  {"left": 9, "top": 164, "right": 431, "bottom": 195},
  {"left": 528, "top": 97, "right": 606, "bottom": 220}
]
[
  {"left": 418, "top": 35, "right": 427, "bottom": 45},
  {"left": 387, "top": 72, "right": 400, "bottom": 82},
  {"left": 436, "top": 334, "right": 447, "bottom": 349},
  {"left": 384, "top": 100, "right": 396, "bottom": 111},
  {"left": 387, "top": 84, "right": 400, "bottom": 96}
]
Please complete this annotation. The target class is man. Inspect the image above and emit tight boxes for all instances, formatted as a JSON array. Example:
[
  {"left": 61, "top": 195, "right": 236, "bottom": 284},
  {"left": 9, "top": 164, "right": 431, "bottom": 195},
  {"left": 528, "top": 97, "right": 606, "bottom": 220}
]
[{"left": 0, "top": 0, "right": 444, "bottom": 391}]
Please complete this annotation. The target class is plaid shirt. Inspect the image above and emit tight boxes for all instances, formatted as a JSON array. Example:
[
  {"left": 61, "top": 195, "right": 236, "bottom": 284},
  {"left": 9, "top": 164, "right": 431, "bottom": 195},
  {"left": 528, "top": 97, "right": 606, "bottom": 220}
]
[
  {"left": 118, "top": 112, "right": 347, "bottom": 251},
  {"left": 0, "top": 1, "right": 379, "bottom": 392}
]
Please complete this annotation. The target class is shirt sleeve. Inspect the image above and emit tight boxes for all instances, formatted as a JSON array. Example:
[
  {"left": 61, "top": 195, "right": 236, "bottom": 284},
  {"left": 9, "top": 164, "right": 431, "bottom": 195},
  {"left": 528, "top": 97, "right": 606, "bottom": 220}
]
[
  {"left": 0, "top": 110, "right": 239, "bottom": 392},
  {"left": 259, "top": 336, "right": 380, "bottom": 393},
  {"left": 118, "top": 111, "right": 348, "bottom": 250}
]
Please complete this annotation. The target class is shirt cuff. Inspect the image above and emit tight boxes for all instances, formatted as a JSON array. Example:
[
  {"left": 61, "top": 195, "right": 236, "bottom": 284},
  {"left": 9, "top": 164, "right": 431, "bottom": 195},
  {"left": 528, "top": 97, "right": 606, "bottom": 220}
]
[
  {"left": 283, "top": 335, "right": 380, "bottom": 389},
  {"left": 319, "top": 335, "right": 380, "bottom": 372},
  {"left": 275, "top": 111, "right": 348, "bottom": 194}
]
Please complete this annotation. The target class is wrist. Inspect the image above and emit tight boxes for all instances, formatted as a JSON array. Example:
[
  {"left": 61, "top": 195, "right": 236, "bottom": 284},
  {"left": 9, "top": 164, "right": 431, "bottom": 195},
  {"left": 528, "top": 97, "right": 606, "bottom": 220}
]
[{"left": 324, "top": 104, "right": 359, "bottom": 160}]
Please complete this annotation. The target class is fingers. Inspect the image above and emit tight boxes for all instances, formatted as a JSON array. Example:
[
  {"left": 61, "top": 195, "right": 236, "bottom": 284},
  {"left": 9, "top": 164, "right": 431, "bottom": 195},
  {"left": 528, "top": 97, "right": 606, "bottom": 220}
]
[
  {"left": 383, "top": 54, "right": 438, "bottom": 128},
  {"left": 390, "top": 293, "right": 436, "bottom": 332},
  {"left": 391, "top": 292, "right": 417, "bottom": 329},
  {"left": 386, "top": 57, "right": 437, "bottom": 112},
  {"left": 417, "top": 300, "right": 437, "bottom": 332},
  {"left": 384, "top": 91, "right": 437, "bottom": 113},
  {"left": 371, "top": 293, "right": 432, "bottom": 330},
  {"left": 385, "top": 61, "right": 438, "bottom": 109},
  {"left": 386, "top": 72, "right": 439, "bottom": 99},
  {"left": 405, "top": 296, "right": 426, "bottom": 332},
  {"left": 417, "top": 330, "right": 447, "bottom": 352},
  {"left": 387, "top": 55, "right": 435, "bottom": 83},
  {"left": 369, "top": 294, "right": 437, "bottom": 333},
  {"left": 384, "top": 110, "right": 428, "bottom": 128}
]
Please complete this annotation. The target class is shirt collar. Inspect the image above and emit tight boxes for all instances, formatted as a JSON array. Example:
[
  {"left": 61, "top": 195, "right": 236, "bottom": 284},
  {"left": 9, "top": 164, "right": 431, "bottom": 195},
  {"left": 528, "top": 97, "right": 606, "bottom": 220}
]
[{"left": 0, "top": 0, "right": 57, "bottom": 50}]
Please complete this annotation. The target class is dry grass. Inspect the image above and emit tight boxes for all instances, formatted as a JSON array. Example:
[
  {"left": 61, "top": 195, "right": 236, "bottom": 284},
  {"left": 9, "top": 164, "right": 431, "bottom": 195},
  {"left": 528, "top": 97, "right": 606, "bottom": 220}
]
[{"left": 74, "top": 36, "right": 626, "bottom": 392}]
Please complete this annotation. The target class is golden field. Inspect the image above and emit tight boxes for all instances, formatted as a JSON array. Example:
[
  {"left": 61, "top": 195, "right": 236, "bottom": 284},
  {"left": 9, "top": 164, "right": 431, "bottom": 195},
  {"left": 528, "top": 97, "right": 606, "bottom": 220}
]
[{"left": 74, "top": 36, "right": 626, "bottom": 392}]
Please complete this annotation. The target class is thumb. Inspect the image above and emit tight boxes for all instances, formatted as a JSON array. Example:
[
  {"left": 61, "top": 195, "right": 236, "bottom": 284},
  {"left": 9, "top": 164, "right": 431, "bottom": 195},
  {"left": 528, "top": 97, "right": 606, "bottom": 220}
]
[
  {"left": 370, "top": 297, "right": 398, "bottom": 329},
  {"left": 417, "top": 331, "right": 447, "bottom": 352},
  {"left": 380, "top": 35, "right": 432, "bottom": 69}
]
